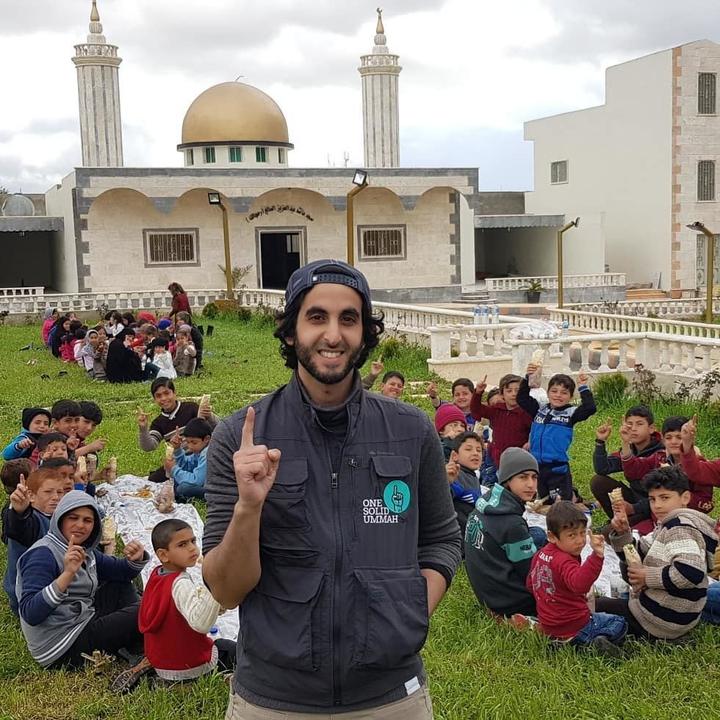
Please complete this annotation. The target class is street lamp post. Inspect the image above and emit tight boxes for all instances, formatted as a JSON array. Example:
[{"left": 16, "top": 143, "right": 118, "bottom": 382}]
[
  {"left": 556, "top": 217, "right": 580, "bottom": 309},
  {"left": 208, "top": 192, "right": 234, "bottom": 300},
  {"left": 346, "top": 169, "right": 369, "bottom": 266},
  {"left": 686, "top": 221, "right": 716, "bottom": 323}
]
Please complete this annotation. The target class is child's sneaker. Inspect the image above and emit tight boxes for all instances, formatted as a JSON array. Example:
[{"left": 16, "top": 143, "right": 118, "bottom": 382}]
[
  {"left": 509, "top": 613, "right": 538, "bottom": 631},
  {"left": 590, "top": 635, "right": 624, "bottom": 658}
]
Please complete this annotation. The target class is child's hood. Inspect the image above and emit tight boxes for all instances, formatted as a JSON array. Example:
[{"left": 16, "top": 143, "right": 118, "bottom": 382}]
[
  {"left": 139, "top": 567, "right": 181, "bottom": 633},
  {"left": 473, "top": 483, "right": 525, "bottom": 517},
  {"left": 48, "top": 490, "right": 102, "bottom": 551}
]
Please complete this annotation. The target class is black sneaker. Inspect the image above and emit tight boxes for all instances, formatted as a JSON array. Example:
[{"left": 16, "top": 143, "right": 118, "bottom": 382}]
[{"left": 590, "top": 636, "right": 624, "bottom": 658}]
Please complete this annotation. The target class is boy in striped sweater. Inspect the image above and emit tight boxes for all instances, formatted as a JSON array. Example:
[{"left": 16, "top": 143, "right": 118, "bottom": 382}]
[{"left": 596, "top": 466, "right": 717, "bottom": 640}]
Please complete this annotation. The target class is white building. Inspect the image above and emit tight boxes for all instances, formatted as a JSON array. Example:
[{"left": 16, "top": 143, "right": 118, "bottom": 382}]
[{"left": 525, "top": 40, "right": 720, "bottom": 297}]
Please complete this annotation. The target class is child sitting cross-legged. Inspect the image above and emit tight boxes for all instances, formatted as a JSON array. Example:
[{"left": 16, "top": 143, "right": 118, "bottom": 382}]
[
  {"left": 163, "top": 418, "right": 212, "bottom": 502},
  {"left": 446, "top": 431, "right": 484, "bottom": 537},
  {"left": 528, "top": 502, "right": 627, "bottom": 657},
  {"left": 465, "top": 448, "right": 540, "bottom": 622},
  {"left": 595, "top": 466, "right": 717, "bottom": 641},
  {"left": 16, "top": 491, "right": 150, "bottom": 673},
  {"left": 137, "top": 519, "right": 236, "bottom": 685}
]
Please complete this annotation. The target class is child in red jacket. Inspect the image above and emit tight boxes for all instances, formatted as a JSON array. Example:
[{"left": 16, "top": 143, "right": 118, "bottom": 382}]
[
  {"left": 528, "top": 502, "right": 626, "bottom": 656},
  {"left": 139, "top": 519, "right": 235, "bottom": 683},
  {"left": 621, "top": 416, "right": 714, "bottom": 515}
]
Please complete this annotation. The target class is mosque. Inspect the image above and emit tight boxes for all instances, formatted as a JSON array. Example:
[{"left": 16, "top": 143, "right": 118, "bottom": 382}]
[{"left": 0, "top": 1, "right": 567, "bottom": 302}]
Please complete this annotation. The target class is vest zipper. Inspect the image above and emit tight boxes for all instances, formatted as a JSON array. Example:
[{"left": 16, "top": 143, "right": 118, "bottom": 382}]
[{"left": 328, "top": 452, "right": 343, "bottom": 706}]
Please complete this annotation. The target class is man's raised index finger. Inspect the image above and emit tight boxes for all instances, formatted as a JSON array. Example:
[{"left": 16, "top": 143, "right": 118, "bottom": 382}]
[{"left": 240, "top": 406, "right": 256, "bottom": 449}]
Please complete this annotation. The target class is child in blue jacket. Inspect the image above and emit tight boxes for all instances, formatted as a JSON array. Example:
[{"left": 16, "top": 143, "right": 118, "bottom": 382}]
[
  {"left": 2, "top": 408, "right": 51, "bottom": 461},
  {"left": 517, "top": 365, "right": 596, "bottom": 503},
  {"left": 163, "top": 418, "right": 211, "bottom": 501}
]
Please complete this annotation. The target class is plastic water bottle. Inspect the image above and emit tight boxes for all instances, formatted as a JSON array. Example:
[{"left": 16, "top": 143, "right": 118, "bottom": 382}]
[
  {"left": 493, "top": 306, "right": 500, "bottom": 324},
  {"left": 561, "top": 319, "right": 569, "bottom": 337},
  {"left": 208, "top": 625, "right": 219, "bottom": 640},
  {"left": 480, "top": 305, "right": 489, "bottom": 324},
  {"left": 473, "top": 305, "right": 482, "bottom": 325}
]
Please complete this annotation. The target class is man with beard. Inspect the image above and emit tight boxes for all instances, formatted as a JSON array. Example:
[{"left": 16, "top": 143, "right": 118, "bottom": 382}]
[{"left": 202, "top": 259, "right": 461, "bottom": 719}]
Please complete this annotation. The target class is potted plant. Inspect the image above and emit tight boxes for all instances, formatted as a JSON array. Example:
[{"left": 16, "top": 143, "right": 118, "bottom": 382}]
[{"left": 524, "top": 279, "right": 545, "bottom": 304}]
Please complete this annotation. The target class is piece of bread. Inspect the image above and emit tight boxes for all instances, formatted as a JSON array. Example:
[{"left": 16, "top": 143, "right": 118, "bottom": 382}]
[
  {"left": 165, "top": 444, "right": 174, "bottom": 460},
  {"left": 623, "top": 543, "right": 642, "bottom": 567},
  {"left": 609, "top": 487, "right": 624, "bottom": 504}
]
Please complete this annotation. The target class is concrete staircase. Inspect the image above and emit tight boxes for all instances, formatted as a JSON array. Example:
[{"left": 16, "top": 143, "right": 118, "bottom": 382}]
[{"left": 625, "top": 288, "right": 668, "bottom": 301}]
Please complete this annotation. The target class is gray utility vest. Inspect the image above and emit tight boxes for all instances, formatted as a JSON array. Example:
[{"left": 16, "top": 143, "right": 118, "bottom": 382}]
[{"left": 233, "top": 377, "right": 430, "bottom": 708}]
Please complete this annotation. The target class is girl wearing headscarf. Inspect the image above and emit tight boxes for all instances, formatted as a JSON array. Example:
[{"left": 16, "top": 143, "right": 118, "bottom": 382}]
[{"left": 41, "top": 308, "right": 58, "bottom": 346}]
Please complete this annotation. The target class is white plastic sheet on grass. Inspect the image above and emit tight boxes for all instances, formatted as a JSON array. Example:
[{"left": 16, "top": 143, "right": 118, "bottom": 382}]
[{"left": 96, "top": 475, "right": 239, "bottom": 641}]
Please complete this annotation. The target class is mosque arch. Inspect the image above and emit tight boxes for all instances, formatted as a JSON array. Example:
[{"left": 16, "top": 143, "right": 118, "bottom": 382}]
[
  {"left": 414, "top": 186, "right": 472, "bottom": 212},
  {"left": 86, "top": 188, "right": 156, "bottom": 227}
]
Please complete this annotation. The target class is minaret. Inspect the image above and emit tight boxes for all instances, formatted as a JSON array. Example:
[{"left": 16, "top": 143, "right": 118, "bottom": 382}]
[
  {"left": 72, "top": 0, "right": 124, "bottom": 167},
  {"left": 359, "top": 8, "right": 402, "bottom": 167}
]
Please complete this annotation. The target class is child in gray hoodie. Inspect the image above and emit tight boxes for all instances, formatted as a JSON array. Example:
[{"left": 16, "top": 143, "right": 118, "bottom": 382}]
[{"left": 16, "top": 490, "right": 148, "bottom": 668}]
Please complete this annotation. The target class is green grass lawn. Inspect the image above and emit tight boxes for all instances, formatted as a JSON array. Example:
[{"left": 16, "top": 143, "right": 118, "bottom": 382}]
[{"left": 1, "top": 317, "right": 719, "bottom": 720}]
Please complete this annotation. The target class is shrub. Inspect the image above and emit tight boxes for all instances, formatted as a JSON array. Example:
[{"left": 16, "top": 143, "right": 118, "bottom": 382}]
[
  {"left": 378, "top": 337, "right": 402, "bottom": 359},
  {"left": 592, "top": 372, "right": 629, "bottom": 407},
  {"left": 202, "top": 302, "right": 219, "bottom": 318}
]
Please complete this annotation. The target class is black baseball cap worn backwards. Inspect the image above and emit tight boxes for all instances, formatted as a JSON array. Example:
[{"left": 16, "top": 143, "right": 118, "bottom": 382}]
[{"left": 285, "top": 259, "right": 372, "bottom": 312}]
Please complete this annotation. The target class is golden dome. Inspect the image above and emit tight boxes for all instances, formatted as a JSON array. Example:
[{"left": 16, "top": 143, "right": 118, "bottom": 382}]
[{"left": 179, "top": 82, "right": 292, "bottom": 148}]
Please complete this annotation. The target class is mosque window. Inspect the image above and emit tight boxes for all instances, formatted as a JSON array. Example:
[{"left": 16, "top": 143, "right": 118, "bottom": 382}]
[
  {"left": 205, "top": 147, "right": 216, "bottom": 163},
  {"left": 256, "top": 147, "right": 268, "bottom": 162},
  {"left": 143, "top": 229, "right": 199, "bottom": 266},
  {"left": 698, "top": 160, "right": 715, "bottom": 201},
  {"left": 698, "top": 73, "right": 716, "bottom": 115},
  {"left": 229, "top": 147, "right": 243, "bottom": 163},
  {"left": 278, "top": 148, "right": 286, "bottom": 163},
  {"left": 186, "top": 149, "right": 194, "bottom": 166},
  {"left": 550, "top": 160, "right": 568, "bottom": 184},
  {"left": 359, "top": 226, "right": 406, "bottom": 260}
]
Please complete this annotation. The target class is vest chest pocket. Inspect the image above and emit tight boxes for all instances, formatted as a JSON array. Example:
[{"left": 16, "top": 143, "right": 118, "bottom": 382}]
[
  {"left": 262, "top": 458, "right": 309, "bottom": 529},
  {"left": 241, "top": 565, "right": 325, "bottom": 671},
  {"left": 369, "top": 454, "right": 413, "bottom": 512}
]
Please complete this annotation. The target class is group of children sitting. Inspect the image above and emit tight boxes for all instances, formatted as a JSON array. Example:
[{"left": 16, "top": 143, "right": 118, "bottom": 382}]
[
  {"left": 0, "top": 380, "right": 225, "bottom": 689},
  {"left": 4, "top": 349, "right": 720, "bottom": 688},
  {"left": 40, "top": 308, "right": 205, "bottom": 383},
  {"left": 430, "top": 365, "right": 720, "bottom": 655}
]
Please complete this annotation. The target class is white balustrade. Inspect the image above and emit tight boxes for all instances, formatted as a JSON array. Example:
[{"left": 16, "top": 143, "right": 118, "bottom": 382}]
[
  {"left": 0, "top": 286, "right": 43, "bottom": 297},
  {"left": 549, "top": 308, "right": 720, "bottom": 341},
  {"left": 427, "top": 322, "right": 527, "bottom": 361},
  {"left": 485, "top": 273, "right": 626, "bottom": 293},
  {"left": 563, "top": 297, "right": 720, "bottom": 319}
]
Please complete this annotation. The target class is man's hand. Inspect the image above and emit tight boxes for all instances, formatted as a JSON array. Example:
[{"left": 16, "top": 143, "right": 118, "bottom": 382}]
[
  {"left": 63, "top": 536, "right": 86, "bottom": 576},
  {"left": 578, "top": 372, "right": 590, "bottom": 385},
  {"left": 475, "top": 375, "right": 487, "bottom": 397},
  {"left": 596, "top": 420, "right": 612, "bottom": 442},
  {"left": 371, "top": 358, "right": 384, "bottom": 376},
  {"left": 17, "top": 437, "right": 34, "bottom": 450},
  {"left": 136, "top": 407, "right": 148, "bottom": 430},
  {"left": 234, "top": 406, "right": 281, "bottom": 509},
  {"left": 681, "top": 415, "right": 697, "bottom": 453},
  {"left": 588, "top": 532, "right": 605, "bottom": 557},
  {"left": 627, "top": 565, "right": 647, "bottom": 593},
  {"left": 446, "top": 459, "right": 459, "bottom": 482},
  {"left": 123, "top": 540, "right": 145, "bottom": 562},
  {"left": 9, "top": 475, "right": 30, "bottom": 513}
]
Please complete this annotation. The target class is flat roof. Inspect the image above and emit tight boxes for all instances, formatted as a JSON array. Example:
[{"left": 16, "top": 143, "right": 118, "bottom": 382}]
[
  {"left": 0, "top": 217, "right": 64, "bottom": 232},
  {"left": 474, "top": 214, "right": 565, "bottom": 229}
]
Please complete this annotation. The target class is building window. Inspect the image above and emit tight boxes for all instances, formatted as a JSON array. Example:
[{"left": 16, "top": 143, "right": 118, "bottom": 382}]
[
  {"left": 256, "top": 146, "right": 267, "bottom": 162},
  {"left": 551, "top": 160, "right": 568, "bottom": 184},
  {"left": 698, "top": 73, "right": 717, "bottom": 115},
  {"left": 358, "top": 226, "right": 406, "bottom": 260},
  {"left": 186, "top": 149, "right": 194, "bottom": 166},
  {"left": 278, "top": 148, "right": 285, "bottom": 163},
  {"left": 143, "top": 229, "right": 199, "bottom": 266},
  {"left": 229, "top": 147, "right": 243, "bottom": 163},
  {"left": 698, "top": 160, "right": 715, "bottom": 201},
  {"left": 205, "top": 147, "right": 216, "bottom": 164}
]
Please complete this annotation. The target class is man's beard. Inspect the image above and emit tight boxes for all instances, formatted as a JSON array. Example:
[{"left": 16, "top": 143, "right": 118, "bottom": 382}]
[{"left": 295, "top": 341, "right": 363, "bottom": 385}]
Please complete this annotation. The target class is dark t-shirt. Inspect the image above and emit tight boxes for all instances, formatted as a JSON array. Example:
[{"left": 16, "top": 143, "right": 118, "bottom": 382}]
[{"left": 149, "top": 401, "right": 200, "bottom": 443}]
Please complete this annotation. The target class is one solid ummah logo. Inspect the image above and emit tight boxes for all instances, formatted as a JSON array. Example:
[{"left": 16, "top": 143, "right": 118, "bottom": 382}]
[{"left": 361, "top": 480, "right": 411, "bottom": 524}]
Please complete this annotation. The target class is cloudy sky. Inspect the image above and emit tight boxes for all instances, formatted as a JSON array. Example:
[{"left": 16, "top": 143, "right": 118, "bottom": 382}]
[{"left": 2, "top": 0, "right": 719, "bottom": 193}]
